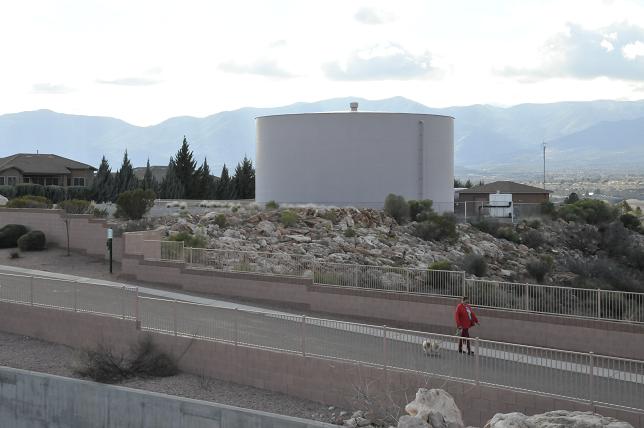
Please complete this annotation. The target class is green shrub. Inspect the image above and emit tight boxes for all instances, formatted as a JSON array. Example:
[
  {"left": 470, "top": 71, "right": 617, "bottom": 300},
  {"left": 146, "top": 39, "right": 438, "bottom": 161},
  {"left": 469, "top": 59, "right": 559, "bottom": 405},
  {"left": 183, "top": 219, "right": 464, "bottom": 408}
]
[
  {"left": 429, "top": 260, "right": 453, "bottom": 271},
  {"left": 231, "top": 206, "right": 239, "bottom": 213},
  {"left": 527, "top": 219, "right": 542, "bottom": 229},
  {"left": 414, "top": 213, "right": 458, "bottom": 241},
  {"left": 0, "top": 224, "right": 28, "bottom": 248},
  {"left": 471, "top": 218, "right": 501, "bottom": 236},
  {"left": 214, "top": 213, "right": 227, "bottom": 228},
  {"left": 6, "top": 195, "right": 51, "bottom": 208},
  {"left": 265, "top": 200, "right": 279, "bottom": 209},
  {"left": 495, "top": 226, "right": 520, "bottom": 243},
  {"left": 66, "top": 186, "right": 92, "bottom": 200},
  {"left": 464, "top": 254, "right": 487, "bottom": 277},
  {"left": 15, "top": 183, "right": 45, "bottom": 197},
  {"left": 384, "top": 194, "right": 409, "bottom": 224},
  {"left": 540, "top": 201, "right": 556, "bottom": 217},
  {"left": 557, "top": 199, "right": 618, "bottom": 225},
  {"left": 320, "top": 210, "right": 338, "bottom": 223},
  {"left": 0, "top": 185, "right": 16, "bottom": 199},
  {"left": 17, "top": 230, "right": 46, "bottom": 251},
  {"left": 620, "top": 213, "right": 641, "bottom": 231},
  {"left": 44, "top": 185, "right": 66, "bottom": 203},
  {"left": 92, "top": 207, "right": 109, "bottom": 218},
  {"left": 167, "top": 231, "right": 207, "bottom": 248},
  {"left": 59, "top": 199, "right": 91, "bottom": 214},
  {"left": 521, "top": 229, "right": 545, "bottom": 248},
  {"left": 408, "top": 199, "right": 433, "bottom": 222},
  {"left": 280, "top": 210, "right": 297, "bottom": 227},
  {"left": 344, "top": 227, "right": 356, "bottom": 238},
  {"left": 115, "top": 189, "right": 155, "bottom": 220},
  {"left": 526, "top": 256, "right": 553, "bottom": 283},
  {"left": 564, "top": 192, "right": 579, "bottom": 204}
]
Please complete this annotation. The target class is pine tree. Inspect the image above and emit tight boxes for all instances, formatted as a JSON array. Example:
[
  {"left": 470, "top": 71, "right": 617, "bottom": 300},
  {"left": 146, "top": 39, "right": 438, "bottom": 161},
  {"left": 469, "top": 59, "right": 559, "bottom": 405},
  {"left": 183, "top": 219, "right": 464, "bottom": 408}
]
[
  {"left": 196, "top": 158, "right": 214, "bottom": 199},
  {"left": 174, "top": 136, "right": 197, "bottom": 198},
  {"left": 142, "top": 158, "right": 157, "bottom": 193},
  {"left": 216, "top": 164, "right": 231, "bottom": 199},
  {"left": 160, "top": 159, "right": 184, "bottom": 199},
  {"left": 92, "top": 156, "right": 115, "bottom": 203},
  {"left": 465, "top": 179, "right": 473, "bottom": 188},
  {"left": 116, "top": 150, "right": 138, "bottom": 195},
  {"left": 231, "top": 156, "right": 255, "bottom": 199}
]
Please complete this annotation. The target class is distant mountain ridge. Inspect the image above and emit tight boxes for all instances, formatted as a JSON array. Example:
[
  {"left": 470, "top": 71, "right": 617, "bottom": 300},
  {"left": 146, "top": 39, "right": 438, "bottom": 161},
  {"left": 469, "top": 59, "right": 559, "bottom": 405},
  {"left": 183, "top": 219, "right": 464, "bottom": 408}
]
[{"left": 1, "top": 96, "right": 644, "bottom": 174}]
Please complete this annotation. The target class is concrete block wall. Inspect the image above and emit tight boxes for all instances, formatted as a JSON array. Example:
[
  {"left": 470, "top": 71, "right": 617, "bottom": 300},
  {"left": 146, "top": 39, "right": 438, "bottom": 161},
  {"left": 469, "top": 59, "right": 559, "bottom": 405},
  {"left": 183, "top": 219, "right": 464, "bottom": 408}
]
[
  {"left": 0, "top": 302, "right": 641, "bottom": 427},
  {"left": 121, "top": 256, "right": 644, "bottom": 360},
  {"left": 0, "top": 366, "right": 336, "bottom": 428}
]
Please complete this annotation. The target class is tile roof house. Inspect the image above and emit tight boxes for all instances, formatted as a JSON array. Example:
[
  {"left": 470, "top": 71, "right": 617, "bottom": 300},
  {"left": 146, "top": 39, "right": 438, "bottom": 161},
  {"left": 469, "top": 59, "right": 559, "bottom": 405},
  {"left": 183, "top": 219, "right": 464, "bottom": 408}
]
[
  {"left": 0, "top": 153, "right": 96, "bottom": 187},
  {"left": 456, "top": 180, "right": 552, "bottom": 204}
]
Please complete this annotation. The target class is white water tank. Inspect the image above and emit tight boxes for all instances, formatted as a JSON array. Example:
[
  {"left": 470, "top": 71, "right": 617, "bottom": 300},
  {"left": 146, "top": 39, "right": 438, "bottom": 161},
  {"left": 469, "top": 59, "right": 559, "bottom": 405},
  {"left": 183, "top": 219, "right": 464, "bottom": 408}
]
[{"left": 255, "top": 104, "right": 454, "bottom": 212}]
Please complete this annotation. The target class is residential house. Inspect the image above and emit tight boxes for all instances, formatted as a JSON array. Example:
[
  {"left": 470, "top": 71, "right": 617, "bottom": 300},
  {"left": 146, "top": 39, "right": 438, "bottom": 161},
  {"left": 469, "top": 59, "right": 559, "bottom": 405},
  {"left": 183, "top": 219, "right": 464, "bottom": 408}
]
[
  {"left": 0, "top": 153, "right": 96, "bottom": 187},
  {"left": 456, "top": 181, "right": 552, "bottom": 204}
]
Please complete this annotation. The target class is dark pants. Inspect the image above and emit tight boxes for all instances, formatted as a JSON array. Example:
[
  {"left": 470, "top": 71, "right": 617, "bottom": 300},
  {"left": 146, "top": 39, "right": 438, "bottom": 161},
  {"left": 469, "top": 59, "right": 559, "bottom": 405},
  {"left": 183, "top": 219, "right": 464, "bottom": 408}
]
[{"left": 458, "top": 328, "right": 470, "bottom": 353}]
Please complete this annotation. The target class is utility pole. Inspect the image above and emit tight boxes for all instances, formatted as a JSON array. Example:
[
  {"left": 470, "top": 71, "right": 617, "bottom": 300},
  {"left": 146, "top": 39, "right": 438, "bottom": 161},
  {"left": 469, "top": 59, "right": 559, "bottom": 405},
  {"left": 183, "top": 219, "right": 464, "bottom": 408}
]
[{"left": 542, "top": 141, "right": 547, "bottom": 190}]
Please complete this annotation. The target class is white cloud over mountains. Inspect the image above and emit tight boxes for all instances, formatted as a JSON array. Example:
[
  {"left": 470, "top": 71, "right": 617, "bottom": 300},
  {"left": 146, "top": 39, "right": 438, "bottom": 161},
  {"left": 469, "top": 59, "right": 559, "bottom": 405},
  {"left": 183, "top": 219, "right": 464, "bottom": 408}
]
[
  {"left": 218, "top": 59, "right": 295, "bottom": 78},
  {"left": 32, "top": 83, "right": 73, "bottom": 94},
  {"left": 354, "top": 7, "right": 395, "bottom": 25}
]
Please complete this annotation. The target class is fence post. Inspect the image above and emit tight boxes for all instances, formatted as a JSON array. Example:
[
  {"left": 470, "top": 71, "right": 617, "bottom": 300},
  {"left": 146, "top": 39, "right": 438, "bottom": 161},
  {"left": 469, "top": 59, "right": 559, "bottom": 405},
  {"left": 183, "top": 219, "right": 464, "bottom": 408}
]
[
  {"left": 301, "top": 315, "right": 306, "bottom": 357},
  {"left": 173, "top": 299, "right": 178, "bottom": 336},
  {"left": 189, "top": 247, "right": 193, "bottom": 265},
  {"left": 234, "top": 307, "right": 239, "bottom": 346},
  {"left": 464, "top": 201, "right": 467, "bottom": 223},
  {"left": 524, "top": 283, "right": 529, "bottom": 311},
  {"left": 135, "top": 288, "right": 141, "bottom": 330},
  {"left": 461, "top": 272, "right": 467, "bottom": 298},
  {"left": 589, "top": 352, "right": 595, "bottom": 409},
  {"left": 30, "top": 276, "right": 34, "bottom": 306},
  {"left": 596, "top": 289, "right": 601, "bottom": 320},
  {"left": 383, "top": 325, "right": 388, "bottom": 371},
  {"left": 73, "top": 282, "right": 78, "bottom": 312},
  {"left": 121, "top": 286, "right": 126, "bottom": 319},
  {"left": 475, "top": 337, "right": 480, "bottom": 386}
]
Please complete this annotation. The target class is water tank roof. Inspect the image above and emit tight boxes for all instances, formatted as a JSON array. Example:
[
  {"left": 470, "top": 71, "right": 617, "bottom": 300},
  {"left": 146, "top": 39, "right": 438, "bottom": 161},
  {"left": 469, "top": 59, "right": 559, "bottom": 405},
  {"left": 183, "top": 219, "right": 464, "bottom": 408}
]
[{"left": 255, "top": 111, "right": 454, "bottom": 120}]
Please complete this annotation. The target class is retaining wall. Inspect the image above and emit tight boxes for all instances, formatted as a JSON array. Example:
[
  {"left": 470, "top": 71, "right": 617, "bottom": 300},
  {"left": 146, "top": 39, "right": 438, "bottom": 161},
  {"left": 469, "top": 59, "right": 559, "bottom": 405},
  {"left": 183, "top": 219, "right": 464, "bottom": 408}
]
[
  {"left": 0, "top": 302, "right": 641, "bottom": 427},
  {"left": 121, "top": 256, "right": 644, "bottom": 360},
  {"left": 0, "top": 366, "right": 336, "bottom": 428}
]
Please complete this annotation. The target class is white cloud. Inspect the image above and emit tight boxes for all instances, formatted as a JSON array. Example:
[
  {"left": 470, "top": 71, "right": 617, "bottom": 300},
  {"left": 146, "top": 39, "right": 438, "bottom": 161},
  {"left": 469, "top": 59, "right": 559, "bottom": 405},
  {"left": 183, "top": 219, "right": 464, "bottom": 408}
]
[
  {"left": 622, "top": 40, "right": 644, "bottom": 59},
  {"left": 218, "top": 59, "right": 295, "bottom": 78},
  {"left": 600, "top": 39, "right": 614, "bottom": 51},
  {"left": 97, "top": 77, "right": 161, "bottom": 86},
  {"left": 323, "top": 43, "right": 436, "bottom": 81},
  {"left": 354, "top": 7, "right": 395, "bottom": 25},
  {"left": 31, "top": 83, "right": 73, "bottom": 94}
]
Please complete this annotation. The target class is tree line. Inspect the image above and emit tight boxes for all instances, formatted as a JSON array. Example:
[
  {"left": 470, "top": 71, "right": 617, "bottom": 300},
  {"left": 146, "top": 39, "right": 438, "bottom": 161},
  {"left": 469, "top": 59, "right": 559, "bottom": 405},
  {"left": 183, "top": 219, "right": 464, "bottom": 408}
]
[{"left": 93, "top": 136, "right": 255, "bottom": 202}]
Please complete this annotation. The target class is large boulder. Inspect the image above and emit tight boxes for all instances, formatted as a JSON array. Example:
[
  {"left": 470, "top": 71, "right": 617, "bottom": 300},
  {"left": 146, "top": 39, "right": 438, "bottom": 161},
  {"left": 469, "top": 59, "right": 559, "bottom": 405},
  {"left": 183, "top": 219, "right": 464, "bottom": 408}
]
[
  {"left": 483, "top": 411, "right": 634, "bottom": 428},
  {"left": 404, "top": 389, "right": 464, "bottom": 428},
  {"left": 0, "top": 194, "right": 7, "bottom": 206}
]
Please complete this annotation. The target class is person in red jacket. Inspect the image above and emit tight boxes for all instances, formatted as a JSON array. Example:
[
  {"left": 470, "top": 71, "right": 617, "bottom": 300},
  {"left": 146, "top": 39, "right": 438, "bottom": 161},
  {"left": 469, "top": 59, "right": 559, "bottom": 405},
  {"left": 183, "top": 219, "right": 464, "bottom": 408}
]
[{"left": 455, "top": 296, "right": 479, "bottom": 355}]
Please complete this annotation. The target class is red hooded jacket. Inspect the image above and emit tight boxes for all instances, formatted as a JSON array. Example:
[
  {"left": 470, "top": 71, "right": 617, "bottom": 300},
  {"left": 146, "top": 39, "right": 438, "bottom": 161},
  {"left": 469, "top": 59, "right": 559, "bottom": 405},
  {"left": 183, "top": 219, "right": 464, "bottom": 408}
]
[{"left": 455, "top": 303, "right": 478, "bottom": 329}]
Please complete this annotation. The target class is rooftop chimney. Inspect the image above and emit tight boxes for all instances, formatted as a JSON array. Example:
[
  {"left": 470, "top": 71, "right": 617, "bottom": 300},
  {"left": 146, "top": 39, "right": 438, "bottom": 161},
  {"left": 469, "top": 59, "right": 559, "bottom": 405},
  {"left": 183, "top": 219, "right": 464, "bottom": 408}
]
[{"left": 350, "top": 102, "right": 358, "bottom": 112}]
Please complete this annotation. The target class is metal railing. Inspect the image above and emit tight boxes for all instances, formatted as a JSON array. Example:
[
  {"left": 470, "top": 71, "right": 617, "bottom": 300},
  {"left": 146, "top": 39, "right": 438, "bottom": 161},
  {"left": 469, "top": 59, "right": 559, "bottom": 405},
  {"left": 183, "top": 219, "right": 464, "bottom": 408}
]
[
  {"left": 0, "top": 271, "right": 642, "bottom": 412},
  {"left": 143, "top": 240, "right": 644, "bottom": 324}
]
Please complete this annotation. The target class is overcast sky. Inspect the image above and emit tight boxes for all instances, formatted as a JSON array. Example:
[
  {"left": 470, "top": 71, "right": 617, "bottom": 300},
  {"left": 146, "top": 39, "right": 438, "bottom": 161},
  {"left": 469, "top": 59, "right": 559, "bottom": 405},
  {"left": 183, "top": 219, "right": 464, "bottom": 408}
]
[{"left": 2, "top": 0, "right": 644, "bottom": 126}]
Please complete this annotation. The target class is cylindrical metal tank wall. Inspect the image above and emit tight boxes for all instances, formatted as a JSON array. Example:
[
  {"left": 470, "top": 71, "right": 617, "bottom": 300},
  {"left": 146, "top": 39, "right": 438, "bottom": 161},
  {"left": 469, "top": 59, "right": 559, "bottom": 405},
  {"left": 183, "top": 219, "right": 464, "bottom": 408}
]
[{"left": 255, "top": 112, "right": 454, "bottom": 212}]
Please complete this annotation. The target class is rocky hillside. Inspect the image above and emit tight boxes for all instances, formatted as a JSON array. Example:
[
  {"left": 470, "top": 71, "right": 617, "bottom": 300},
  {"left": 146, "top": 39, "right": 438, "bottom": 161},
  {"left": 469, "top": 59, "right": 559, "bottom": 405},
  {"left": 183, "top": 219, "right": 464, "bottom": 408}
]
[{"left": 131, "top": 202, "right": 644, "bottom": 292}]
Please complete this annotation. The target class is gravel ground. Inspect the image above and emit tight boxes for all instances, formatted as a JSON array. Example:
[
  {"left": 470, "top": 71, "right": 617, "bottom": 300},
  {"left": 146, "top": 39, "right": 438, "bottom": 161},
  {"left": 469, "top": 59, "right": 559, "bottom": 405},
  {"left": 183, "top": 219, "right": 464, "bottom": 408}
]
[{"left": 0, "top": 330, "right": 347, "bottom": 424}]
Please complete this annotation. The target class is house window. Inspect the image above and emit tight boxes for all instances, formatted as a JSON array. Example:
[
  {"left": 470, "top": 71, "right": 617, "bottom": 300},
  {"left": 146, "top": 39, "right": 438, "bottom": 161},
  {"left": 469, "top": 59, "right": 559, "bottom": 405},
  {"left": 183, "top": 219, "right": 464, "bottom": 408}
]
[
  {"left": 7, "top": 176, "right": 17, "bottom": 186},
  {"left": 72, "top": 177, "right": 85, "bottom": 187},
  {"left": 0, "top": 177, "right": 4, "bottom": 185}
]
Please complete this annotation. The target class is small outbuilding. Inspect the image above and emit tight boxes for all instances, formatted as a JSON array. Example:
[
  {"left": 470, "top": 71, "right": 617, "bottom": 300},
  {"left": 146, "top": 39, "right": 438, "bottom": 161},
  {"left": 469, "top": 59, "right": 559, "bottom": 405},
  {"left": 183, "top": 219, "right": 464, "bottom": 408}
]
[{"left": 457, "top": 181, "right": 552, "bottom": 204}]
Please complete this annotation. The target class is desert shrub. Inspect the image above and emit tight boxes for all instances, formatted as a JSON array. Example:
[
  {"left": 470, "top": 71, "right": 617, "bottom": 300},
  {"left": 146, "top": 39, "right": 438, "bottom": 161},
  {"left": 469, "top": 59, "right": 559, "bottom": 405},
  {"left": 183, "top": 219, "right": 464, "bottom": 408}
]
[
  {"left": 231, "top": 206, "right": 239, "bottom": 213},
  {"left": 0, "top": 224, "right": 28, "bottom": 248},
  {"left": 167, "top": 232, "right": 207, "bottom": 248},
  {"left": 557, "top": 199, "right": 618, "bottom": 225},
  {"left": 566, "top": 257, "right": 643, "bottom": 293},
  {"left": 384, "top": 194, "right": 409, "bottom": 224},
  {"left": 6, "top": 195, "right": 51, "bottom": 208},
  {"left": 521, "top": 229, "right": 545, "bottom": 248},
  {"left": 265, "top": 200, "right": 279, "bottom": 209},
  {"left": 540, "top": 201, "right": 556, "bottom": 217},
  {"left": 9, "top": 250, "right": 20, "bottom": 259},
  {"left": 564, "top": 224, "right": 601, "bottom": 253},
  {"left": 599, "top": 221, "right": 631, "bottom": 257},
  {"left": 114, "top": 189, "right": 155, "bottom": 220},
  {"left": 344, "top": 227, "right": 356, "bottom": 238},
  {"left": 414, "top": 213, "right": 458, "bottom": 242},
  {"left": 0, "top": 185, "right": 16, "bottom": 198},
  {"left": 66, "top": 186, "right": 92, "bottom": 200},
  {"left": 320, "top": 210, "right": 337, "bottom": 223},
  {"left": 527, "top": 219, "right": 542, "bottom": 229},
  {"left": 127, "top": 335, "right": 178, "bottom": 378},
  {"left": 471, "top": 218, "right": 501, "bottom": 236},
  {"left": 408, "top": 199, "right": 433, "bottom": 222},
  {"left": 59, "top": 199, "right": 91, "bottom": 214},
  {"left": 17, "top": 230, "right": 46, "bottom": 251},
  {"left": 214, "top": 213, "right": 227, "bottom": 228},
  {"left": 495, "top": 226, "right": 520, "bottom": 243},
  {"left": 620, "top": 213, "right": 641, "bottom": 231},
  {"left": 44, "top": 185, "right": 66, "bottom": 203},
  {"left": 626, "top": 246, "right": 644, "bottom": 271},
  {"left": 464, "top": 254, "right": 487, "bottom": 277},
  {"left": 92, "top": 207, "right": 109, "bottom": 218},
  {"left": 14, "top": 183, "right": 45, "bottom": 197},
  {"left": 280, "top": 210, "right": 297, "bottom": 227},
  {"left": 75, "top": 342, "right": 130, "bottom": 383},
  {"left": 429, "top": 260, "right": 453, "bottom": 271},
  {"left": 526, "top": 256, "right": 553, "bottom": 283},
  {"left": 564, "top": 192, "right": 579, "bottom": 204}
]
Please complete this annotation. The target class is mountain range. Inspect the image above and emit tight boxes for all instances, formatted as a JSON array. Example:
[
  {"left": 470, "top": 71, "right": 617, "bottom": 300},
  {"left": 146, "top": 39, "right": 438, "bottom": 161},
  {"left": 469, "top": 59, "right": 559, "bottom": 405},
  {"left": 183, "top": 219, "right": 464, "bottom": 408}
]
[{"left": 1, "top": 96, "right": 644, "bottom": 175}]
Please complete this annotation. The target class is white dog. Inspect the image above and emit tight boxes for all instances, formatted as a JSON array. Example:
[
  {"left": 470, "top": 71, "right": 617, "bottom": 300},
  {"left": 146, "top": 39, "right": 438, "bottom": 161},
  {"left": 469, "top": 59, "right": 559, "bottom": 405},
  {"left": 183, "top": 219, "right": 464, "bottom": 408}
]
[{"left": 422, "top": 339, "right": 441, "bottom": 356}]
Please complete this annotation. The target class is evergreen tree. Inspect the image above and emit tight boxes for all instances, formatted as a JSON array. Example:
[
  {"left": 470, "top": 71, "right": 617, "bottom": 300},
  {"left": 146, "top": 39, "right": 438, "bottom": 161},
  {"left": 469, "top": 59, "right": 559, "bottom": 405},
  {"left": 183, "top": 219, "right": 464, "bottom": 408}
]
[
  {"left": 92, "top": 156, "right": 115, "bottom": 203},
  {"left": 142, "top": 158, "right": 157, "bottom": 193},
  {"left": 464, "top": 179, "right": 473, "bottom": 188},
  {"left": 196, "top": 157, "right": 214, "bottom": 199},
  {"left": 115, "top": 150, "right": 138, "bottom": 195},
  {"left": 174, "top": 136, "right": 197, "bottom": 198},
  {"left": 216, "top": 164, "right": 231, "bottom": 199},
  {"left": 159, "top": 159, "right": 184, "bottom": 199},
  {"left": 231, "top": 156, "right": 255, "bottom": 199}
]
